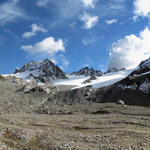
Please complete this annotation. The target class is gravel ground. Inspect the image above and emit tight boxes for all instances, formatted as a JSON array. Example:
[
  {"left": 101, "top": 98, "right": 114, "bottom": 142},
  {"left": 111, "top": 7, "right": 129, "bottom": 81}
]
[
  {"left": 0, "top": 78, "right": 150, "bottom": 149},
  {"left": 0, "top": 107, "right": 150, "bottom": 150}
]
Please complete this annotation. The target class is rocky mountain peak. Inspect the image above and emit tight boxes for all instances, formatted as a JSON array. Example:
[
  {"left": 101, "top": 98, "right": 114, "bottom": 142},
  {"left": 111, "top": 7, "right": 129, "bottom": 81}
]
[
  {"left": 130, "top": 57, "right": 150, "bottom": 76},
  {"left": 71, "top": 66, "right": 102, "bottom": 77},
  {"left": 138, "top": 57, "right": 150, "bottom": 69},
  {"left": 109, "top": 57, "right": 150, "bottom": 101},
  {"left": 14, "top": 59, "right": 67, "bottom": 83}
]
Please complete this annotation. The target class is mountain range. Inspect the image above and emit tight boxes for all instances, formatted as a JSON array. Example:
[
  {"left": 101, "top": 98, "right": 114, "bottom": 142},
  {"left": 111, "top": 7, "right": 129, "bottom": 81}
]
[
  {"left": 1, "top": 57, "right": 150, "bottom": 106},
  {"left": 13, "top": 59, "right": 103, "bottom": 84}
]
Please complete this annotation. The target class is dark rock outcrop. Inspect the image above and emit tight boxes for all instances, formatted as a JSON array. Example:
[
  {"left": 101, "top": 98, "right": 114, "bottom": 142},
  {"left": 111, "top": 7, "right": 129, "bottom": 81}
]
[
  {"left": 71, "top": 67, "right": 102, "bottom": 77},
  {"left": 14, "top": 59, "right": 67, "bottom": 83},
  {"left": 97, "top": 58, "right": 150, "bottom": 106},
  {"left": 51, "top": 58, "right": 150, "bottom": 106}
]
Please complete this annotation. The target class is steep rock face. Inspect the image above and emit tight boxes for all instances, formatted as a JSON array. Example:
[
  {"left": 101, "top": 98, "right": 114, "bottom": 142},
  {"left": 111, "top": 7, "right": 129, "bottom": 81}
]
[
  {"left": 14, "top": 59, "right": 67, "bottom": 83},
  {"left": 65, "top": 58, "right": 150, "bottom": 106},
  {"left": 96, "top": 58, "right": 150, "bottom": 105},
  {"left": 71, "top": 67, "right": 102, "bottom": 77},
  {"left": 120, "top": 58, "right": 150, "bottom": 94},
  {"left": 130, "top": 57, "right": 150, "bottom": 76}
]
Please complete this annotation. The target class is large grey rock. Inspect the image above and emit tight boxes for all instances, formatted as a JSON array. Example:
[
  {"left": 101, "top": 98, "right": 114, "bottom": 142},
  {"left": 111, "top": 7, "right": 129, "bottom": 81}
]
[{"left": 22, "top": 84, "right": 57, "bottom": 94}]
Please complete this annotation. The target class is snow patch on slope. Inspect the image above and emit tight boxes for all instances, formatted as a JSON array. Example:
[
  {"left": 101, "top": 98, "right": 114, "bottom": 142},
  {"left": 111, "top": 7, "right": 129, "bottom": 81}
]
[
  {"left": 14, "top": 70, "right": 40, "bottom": 83},
  {"left": 139, "top": 80, "right": 150, "bottom": 94},
  {"left": 54, "top": 75, "right": 90, "bottom": 86},
  {"left": 54, "top": 69, "right": 135, "bottom": 89}
]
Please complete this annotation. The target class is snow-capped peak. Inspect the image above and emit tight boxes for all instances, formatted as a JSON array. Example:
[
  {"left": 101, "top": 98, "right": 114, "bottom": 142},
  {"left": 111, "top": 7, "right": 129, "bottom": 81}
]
[
  {"left": 71, "top": 66, "right": 102, "bottom": 77},
  {"left": 14, "top": 59, "right": 67, "bottom": 83},
  {"left": 138, "top": 57, "right": 150, "bottom": 69}
]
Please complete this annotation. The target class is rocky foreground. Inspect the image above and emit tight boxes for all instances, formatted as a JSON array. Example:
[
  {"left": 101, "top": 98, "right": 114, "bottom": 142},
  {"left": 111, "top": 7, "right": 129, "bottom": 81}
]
[
  {"left": 0, "top": 77, "right": 149, "bottom": 149},
  {"left": 0, "top": 104, "right": 150, "bottom": 150}
]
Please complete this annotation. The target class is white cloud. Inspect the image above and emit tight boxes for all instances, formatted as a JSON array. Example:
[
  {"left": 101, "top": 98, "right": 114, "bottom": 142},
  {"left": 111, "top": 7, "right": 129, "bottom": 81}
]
[
  {"left": 36, "top": 0, "right": 97, "bottom": 12},
  {"left": 105, "top": 19, "right": 118, "bottom": 24},
  {"left": 0, "top": 0, "right": 26, "bottom": 25},
  {"left": 132, "top": 15, "right": 138, "bottom": 22},
  {"left": 22, "top": 24, "right": 47, "bottom": 38},
  {"left": 36, "top": 0, "right": 49, "bottom": 7},
  {"left": 81, "top": 0, "right": 96, "bottom": 8},
  {"left": 80, "top": 12, "right": 98, "bottom": 29},
  {"left": 108, "top": 27, "right": 150, "bottom": 70},
  {"left": 112, "top": 0, "right": 124, "bottom": 2},
  {"left": 134, "top": 0, "right": 150, "bottom": 17},
  {"left": 21, "top": 36, "right": 65, "bottom": 55}
]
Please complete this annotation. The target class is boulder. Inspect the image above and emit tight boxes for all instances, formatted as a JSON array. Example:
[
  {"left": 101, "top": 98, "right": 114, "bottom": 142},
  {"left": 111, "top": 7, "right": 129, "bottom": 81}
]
[{"left": 117, "top": 100, "right": 125, "bottom": 105}]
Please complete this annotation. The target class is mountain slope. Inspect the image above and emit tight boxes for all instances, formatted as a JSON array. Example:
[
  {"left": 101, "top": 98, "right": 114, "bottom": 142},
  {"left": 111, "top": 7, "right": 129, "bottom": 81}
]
[
  {"left": 71, "top": 66, "right": 102, "bottom": 76},
  {"left": 1, "top": 57, "right": 150, "bottom": 106},
  {"left": 53, "top": 58, "right": 150, "bottom": 106},
  {"left": 14, "top": 59, "right": 67, "bottom": 83},
  {"left": 96, "top": 57, "right": 150, "bottom": 105},
  {"left": 12, "top": 59, "right": 135, "bottom": 89},
  {"left": 118, "top": 57, "right": 150, "bottom": 94},
  {"left": 54, "top": 69, "right": 134, "bottom": 89}
]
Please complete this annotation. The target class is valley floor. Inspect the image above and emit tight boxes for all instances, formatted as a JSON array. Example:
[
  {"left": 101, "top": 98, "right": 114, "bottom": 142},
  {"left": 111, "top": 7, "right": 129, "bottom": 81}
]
[
  {"left": 0, "top": 78, "right": 150, "bottom": 149},
  {"left": 0, "top": 103, "right": 150, "bottom": 150}
]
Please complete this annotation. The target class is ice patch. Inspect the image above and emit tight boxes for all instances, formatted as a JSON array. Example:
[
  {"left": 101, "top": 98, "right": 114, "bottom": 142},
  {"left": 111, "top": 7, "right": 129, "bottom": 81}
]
[
  {"left": 54, "top": 69, "right": 135, "bottom": 89},
  {"left": 139, "top": 80, "right": 150, "bottom": 94}
]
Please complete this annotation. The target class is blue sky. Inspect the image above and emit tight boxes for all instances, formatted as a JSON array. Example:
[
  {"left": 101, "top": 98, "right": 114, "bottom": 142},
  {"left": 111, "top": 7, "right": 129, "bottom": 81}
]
[{"left": 0, "top": 0, "right": 150, "bottom": 74}]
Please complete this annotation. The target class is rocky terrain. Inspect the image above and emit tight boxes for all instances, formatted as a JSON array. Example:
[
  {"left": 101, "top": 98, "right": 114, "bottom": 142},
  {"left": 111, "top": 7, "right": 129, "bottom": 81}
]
[
  {"left": 41, "top": 56, "right": 150, "bottom": 107},
  {"left": 0, "top": 104, "right": 150, "bottom": 150},
  {"left": 13, "top": 59, "right": 103, "bottom": 85},
  {"left": 14, "top": 59, "right": 67, "bottom": 83},
  {"left": 99, "top": 57, "right": 150, "bottom": 105},
  {"left": 71, "top": 66, "right": 102, "bottom": 77},
  {"left": 0, "top": 58, "right": 150, "bottom": 149},
  {"left": 0, "top": 76, "right": 150, "bottom": 150}
]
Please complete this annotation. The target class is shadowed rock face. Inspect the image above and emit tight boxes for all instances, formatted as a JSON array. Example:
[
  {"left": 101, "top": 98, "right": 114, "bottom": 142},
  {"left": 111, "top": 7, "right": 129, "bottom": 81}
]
[
  {"left": 47, "top": 58, "right": 150, "bottom": 106},
  {"left": 11, "top": 57, "right": 150, "bottom": 106},
  {"left": 71, "top": 66, "right": 102, "bottom": 77},
  {"left": 96, "top": 58, "right": 150, "bottom": 106},
  {"left": 14, "top": 59, "right": 67, "bottom": 83}
]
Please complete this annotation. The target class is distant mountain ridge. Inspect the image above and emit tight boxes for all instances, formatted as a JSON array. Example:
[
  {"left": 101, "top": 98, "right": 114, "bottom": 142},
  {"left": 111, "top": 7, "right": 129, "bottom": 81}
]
[
  {"left": 1, "top": 57, "right": 150, "bottom": 106},
  {"left": 14, "top": 59, "right": 102, "bottom": 83},
  {"left": 71, "top": 66, "right": 102, "bottom": 77}
]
